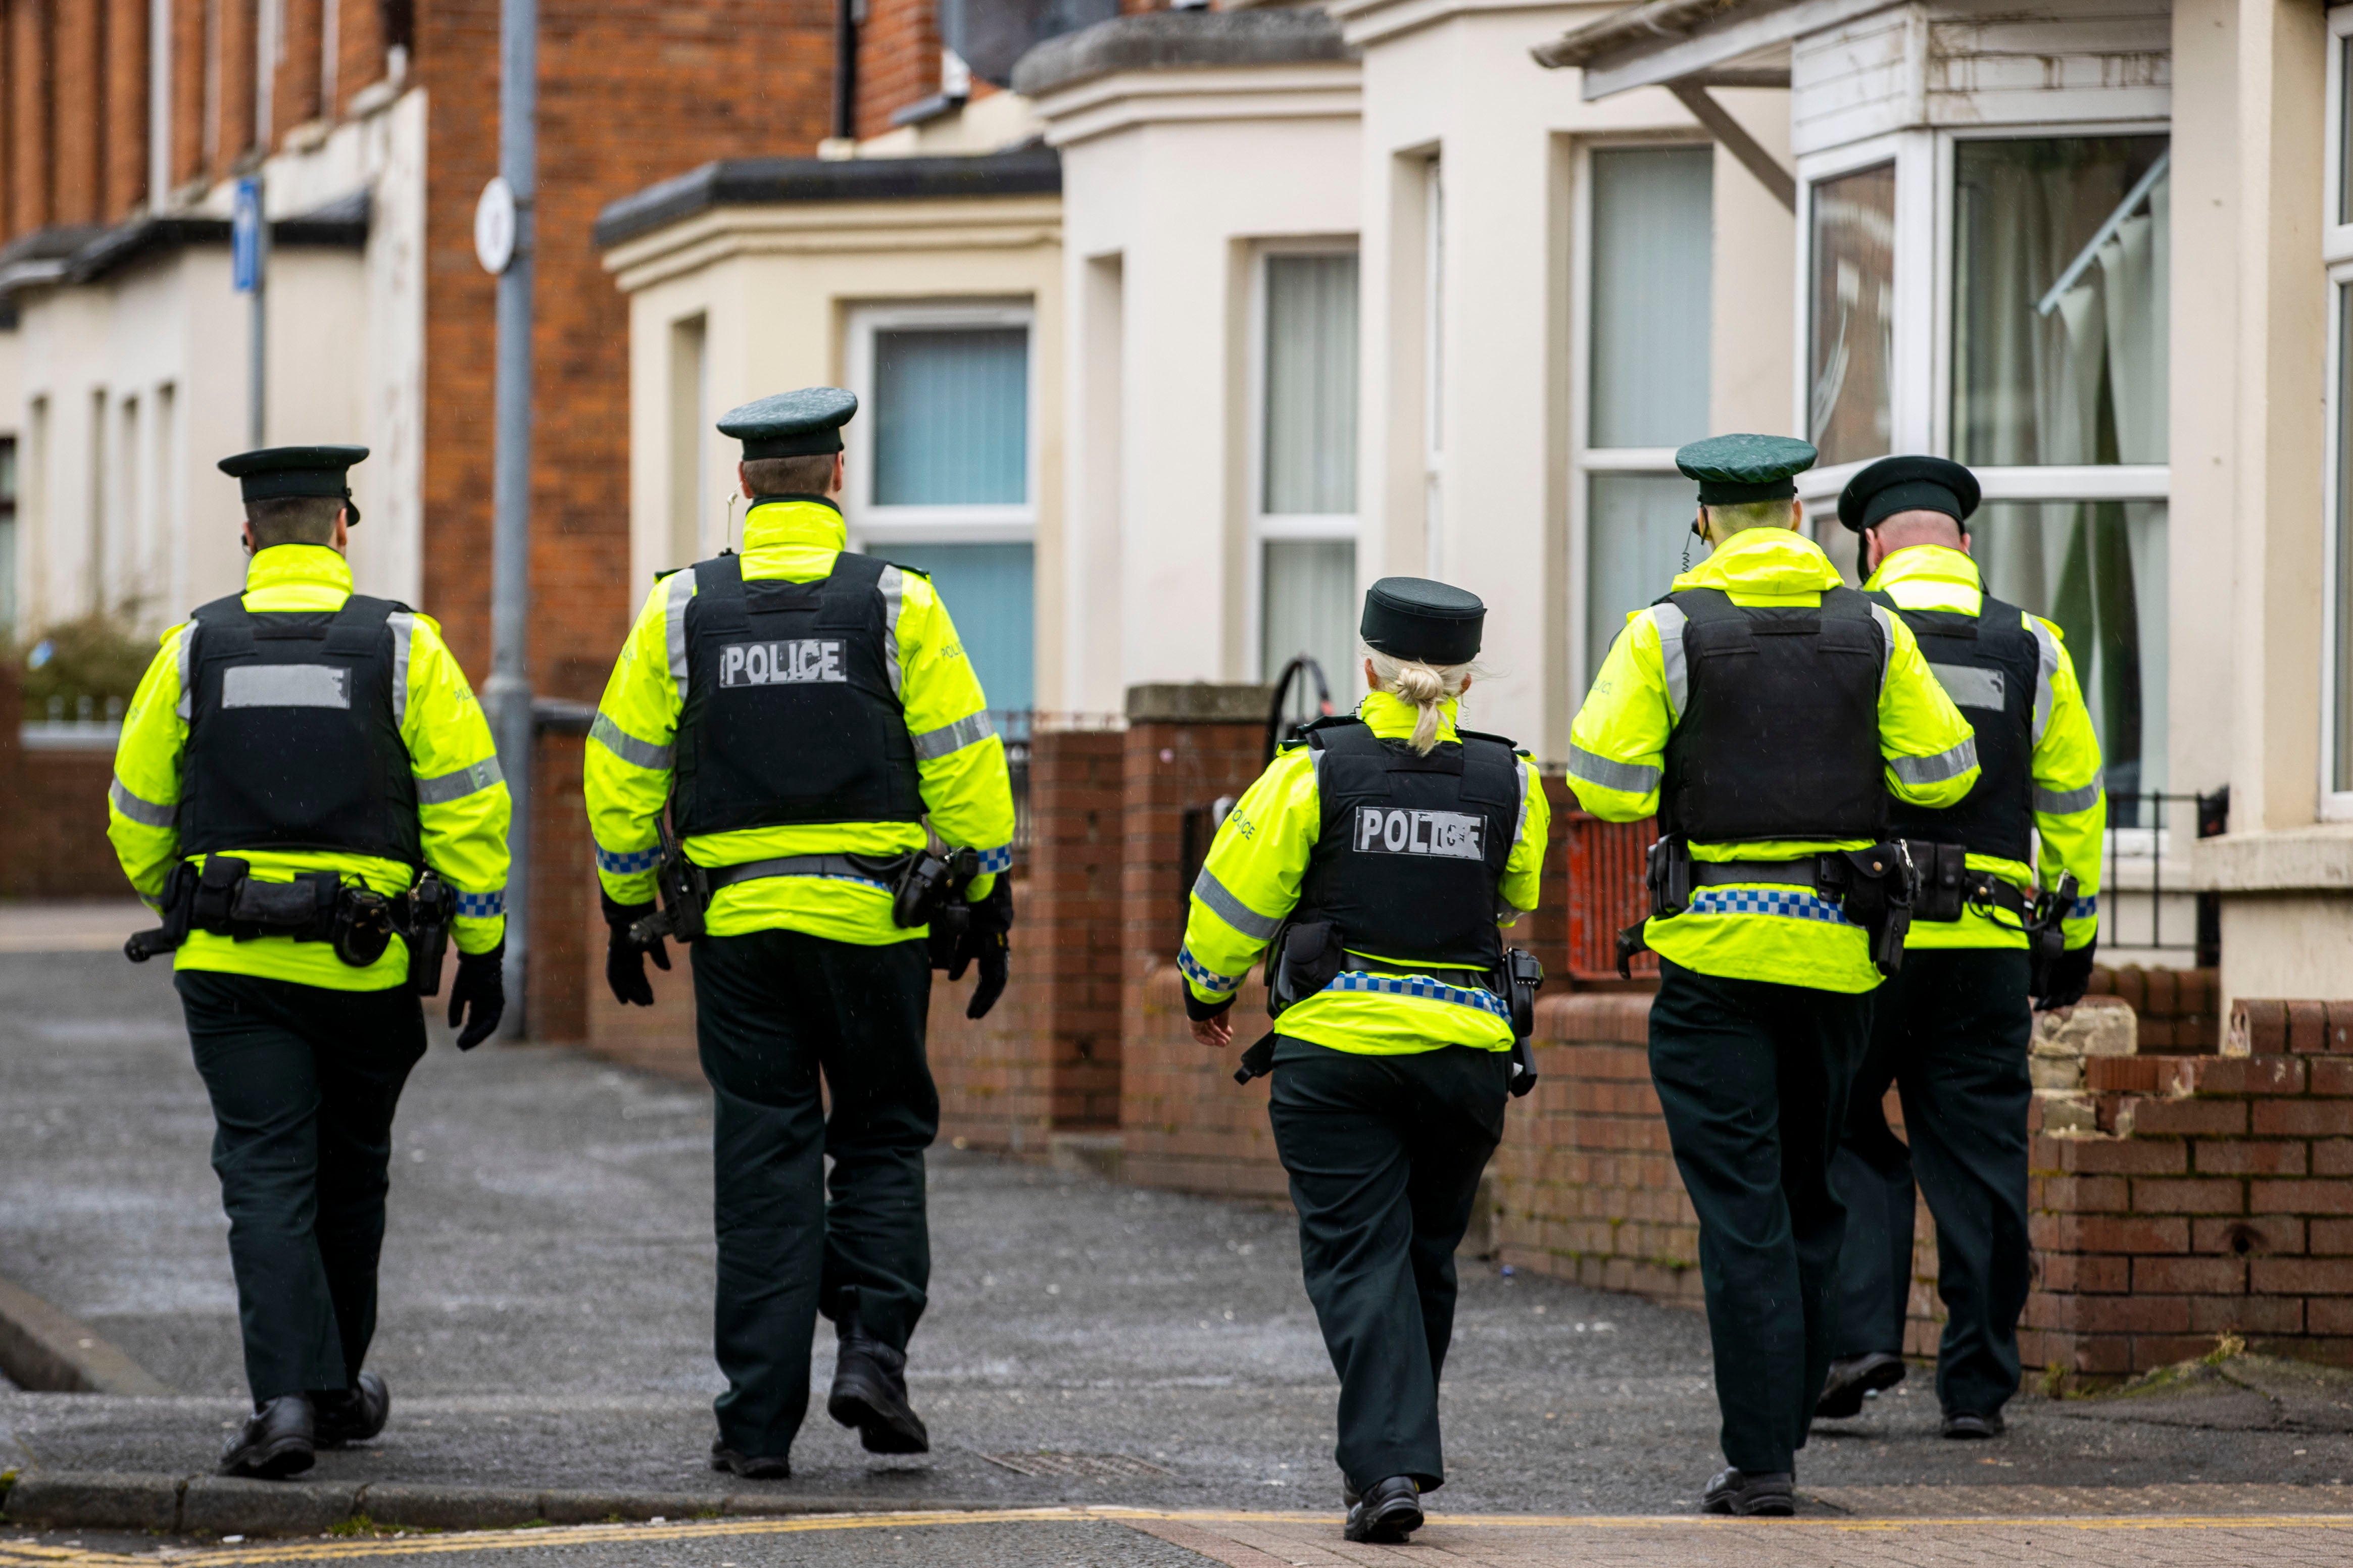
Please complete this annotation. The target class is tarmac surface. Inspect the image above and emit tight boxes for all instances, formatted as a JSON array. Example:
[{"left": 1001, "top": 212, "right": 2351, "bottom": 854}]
[{"left": 2, "top": 928, "right": 2352, "bottom": 1555}]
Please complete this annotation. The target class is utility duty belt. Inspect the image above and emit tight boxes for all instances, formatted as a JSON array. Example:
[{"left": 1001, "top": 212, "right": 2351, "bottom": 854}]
[
  {"left": 1898, "top": 840, "right": 2035, "bottom": 925},
  {"left": 1234, "top": 920, "right": 1542, "bottom": 1099},
  {"left": 125, "top": 855, "right": 455, "bottom": 995},
  {"left": 625, "top": 813, "right": 978, "bottom": 954},
  {"left": 1618, "top": 835, "right": 1917, "bottom": 979}
]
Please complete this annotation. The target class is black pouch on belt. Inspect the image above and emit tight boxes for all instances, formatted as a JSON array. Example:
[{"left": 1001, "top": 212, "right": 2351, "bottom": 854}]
[
  {"left": 228, "top": 870, "right": 342, "bottom": 942},
  {"left": 330, "top": 887, "right": 396, "bottom": 967},
  {"left": 1903, "top": 840, "right": 1969, "bottom": 923}
]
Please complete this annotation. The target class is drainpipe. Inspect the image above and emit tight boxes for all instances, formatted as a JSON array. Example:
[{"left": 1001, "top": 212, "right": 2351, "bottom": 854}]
[{"left": 834, "top": 0, "right": 859, "bottom": 142}]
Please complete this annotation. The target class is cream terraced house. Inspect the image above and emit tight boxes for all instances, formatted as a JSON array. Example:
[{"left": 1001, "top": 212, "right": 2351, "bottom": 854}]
[{"left": 602, "top": 0, "right": 2349, "bottom": 1006}]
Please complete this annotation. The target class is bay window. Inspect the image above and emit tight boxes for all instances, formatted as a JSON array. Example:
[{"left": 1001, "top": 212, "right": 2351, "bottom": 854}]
[{"left": 1254, "top": 248, "right": 1360, "bottom": 692}]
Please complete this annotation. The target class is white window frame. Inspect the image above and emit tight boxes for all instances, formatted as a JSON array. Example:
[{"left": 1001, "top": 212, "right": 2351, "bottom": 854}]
[
  {"left": 1567, "top": 135, "right": 1712, "bottom": 695},
  {"left": 842, "top": 299, "right": 1039, "bottom": 549},
  {"left": 1247, "top": 238, "right": 1361, "bottom": 684},
  {"left": 2320, "top": 11, "right": 2353, "bottom": 819}
]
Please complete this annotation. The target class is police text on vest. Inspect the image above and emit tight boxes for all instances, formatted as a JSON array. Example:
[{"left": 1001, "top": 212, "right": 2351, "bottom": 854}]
[
  {"left": 719, "top": 640, "right": 848, "bottom": 687},
  {"left": 1354, "top": 807, "right": 1484, "bottom": 859}
]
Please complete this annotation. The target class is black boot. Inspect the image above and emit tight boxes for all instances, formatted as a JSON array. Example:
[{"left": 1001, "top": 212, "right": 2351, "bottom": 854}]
[
  {"left": 219, "top": 1395, "right": 316, "bottom": 1480},
  {"left": 1343, "top": 1476, "right": 1424, "bottom": 1543},
  {"left": 710, "top": 1438, "right": 791, "bottom": 1479},
  {"left": 1815, "top": 1351, "right": 1906, "bottom": 1419},
  {"left": 827, "top": 1331, "right": 929, "bottom": 1455},
  {"left": 1701, "top": 1468, "right": 1794, "bottom": 1516},
  {"left": 313, "top": 1371, "right": 390, "bottom": 1448},
  {"left": 1941, "top": 1408, "right": 2005, "bottom": 1439}
]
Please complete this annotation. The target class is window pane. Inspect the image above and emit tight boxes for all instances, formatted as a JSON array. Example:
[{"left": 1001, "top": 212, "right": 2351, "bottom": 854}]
[
  {"left": 1589, "top": 146, "right": 1713, "bottom": 449},
  {"left": 1808, "top": 162, "right": 1895, "bottom": 465},
  {"left": 1953, "top": 137, "right": 2170, "bottom": 466},
  {"left": 2338, "top": 282, "right": 2353, "bottom": 792},
  {"left": 876, "top": 542, "right": 1034, "bottom": 712},
  {"left": 2342, "top": 38, "right": 2353, "bottom": 227},
  {"left": 1262, "top": 539, "right": 1357, "bottom": 692},
  {"left": 873, "top": 328, "right": 1028, "bottom": 505},
  {"left": 1587, "top": 473, "right": 1694, "bottom": 679},
  {"left": 1263, "top": 255, "right": 1359, "bottom": 516},
  {"left": 1973, "top": 499, "right": 2168, "bottom": 799}
]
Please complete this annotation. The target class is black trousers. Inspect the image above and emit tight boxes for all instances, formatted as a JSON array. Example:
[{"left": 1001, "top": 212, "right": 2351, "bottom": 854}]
[
  {"left": 693, "top": 929, "right": 938, "bottom": 1459},
  {"left": 176, "top": 970, "right": 427, "bottom": 1405},
  {"left": 1830, "top": 946, "right": 2034, "bottom": 1418},
  {"left": 1647, "top": 959, "right": 1873, "bottom": 1475},
  {"left": 1266, "top": 1036, "right": 1508, "bottom": 1495}
]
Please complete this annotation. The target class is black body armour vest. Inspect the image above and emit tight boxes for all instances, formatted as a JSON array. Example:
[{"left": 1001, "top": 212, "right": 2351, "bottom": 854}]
[
  {"left": 1660, "top": 584, "right": 1888, "bottom": 843},
  {"left": 671, "top": 550, "right": 924, "bottom": 836},
  {"left": 1870, "top": 589, "right": 2039, "bottom": 862},
  {"left": 179, "top": 591, "right": 422, "bottom": 868},
  {"left": 1291, "top": 718, "right": 1522, "bottom": 972}
]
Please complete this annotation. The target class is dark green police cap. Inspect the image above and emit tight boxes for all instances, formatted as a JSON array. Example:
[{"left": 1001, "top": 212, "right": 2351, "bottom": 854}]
[
  {"left": 1836, "top": 454, "right": 1981, "bottom": 534},
  {"left": 1361, "top": 577, "right": 1484, "bottom": 666},
  {"left": 218, "top": 445, "right": 368, "bottom": 525},
  {"left": 717, "top": 387, "right": 859, "bottom": 459},
  {"left": 1674, "top": 433, "right": 1819, "bottom": 505}
]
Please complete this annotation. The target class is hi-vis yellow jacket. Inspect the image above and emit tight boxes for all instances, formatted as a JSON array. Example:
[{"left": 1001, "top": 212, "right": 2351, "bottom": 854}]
[
  {"left": 1566, "top": 526, "right": 1980, "bottom": 993},
  {"left": 1178, "top": 690, "right": 1550, "bottom": 1056},
  {"left": 107, "top": 544, "right": 512, "bottom": 990},
  {"left": 1864, "top": 543, "right": 2104, "bottom": 953},
  {"left": 585, "top": 498, "right": 1015, "bottom": 946}
]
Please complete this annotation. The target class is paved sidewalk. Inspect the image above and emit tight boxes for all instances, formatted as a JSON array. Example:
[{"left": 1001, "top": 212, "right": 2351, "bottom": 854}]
[{"left": 3, "top": 944, "right": 2351, "bottom": 1531}]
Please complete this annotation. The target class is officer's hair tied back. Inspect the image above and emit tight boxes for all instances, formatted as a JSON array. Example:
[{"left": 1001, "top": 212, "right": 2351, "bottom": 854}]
[
  {"left": 1366, "top": 647, "right": 1481, "bottom": 756},
  {"left": 244, "top": 494, "right": 344, "bottom": 549}
]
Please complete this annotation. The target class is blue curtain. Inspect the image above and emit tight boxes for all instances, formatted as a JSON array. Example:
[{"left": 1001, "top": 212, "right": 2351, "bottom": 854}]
[
  {"left": 873, "top": 329, "right": 1029, "bottom": 505},
  {"left": 878, "top": 541, "right": 1036, "bottom": 713}
]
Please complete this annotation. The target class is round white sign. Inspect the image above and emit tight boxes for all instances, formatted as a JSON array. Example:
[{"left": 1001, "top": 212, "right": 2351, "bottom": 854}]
[{"left": 474, "top": 177, "right": 516, "bottom": 276}]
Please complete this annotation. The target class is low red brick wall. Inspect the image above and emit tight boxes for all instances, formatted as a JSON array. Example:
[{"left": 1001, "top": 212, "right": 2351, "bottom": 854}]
[
  {"left": 0, "top": 662, "right": 123, "bottom": 902},
  {"left": 1121, "top": 966, "right": 1289, "bottom": 1203}
]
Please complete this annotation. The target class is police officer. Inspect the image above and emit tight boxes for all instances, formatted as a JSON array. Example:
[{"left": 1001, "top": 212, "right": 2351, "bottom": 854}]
[
  {"left": 585, "top": 388, "right": 1016, "bottom": 1479},
  {"left": 107, "top": 446, "right": 512, "bottom": 1479},
  {"left": 1815, "top": 456, "right": 2104, "bottom": 1439},
  {"left": 1182, "top": 579, "right": 1549, "bottom": 1545},
  {"left": 1565, "top": 435, "right": 1980, "bottom": 1515}
]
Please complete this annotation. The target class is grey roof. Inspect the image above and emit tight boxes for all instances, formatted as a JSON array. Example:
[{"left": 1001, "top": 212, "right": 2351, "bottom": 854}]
[
  {"left": 1010, "top": 8, "right": 1355, "bottom": 99},
  {"left": 68, "top": 194, "right": 371, "bottom": 285},
  {"left": 593, "top": 148, "right": 1063, "bottom": 250}
]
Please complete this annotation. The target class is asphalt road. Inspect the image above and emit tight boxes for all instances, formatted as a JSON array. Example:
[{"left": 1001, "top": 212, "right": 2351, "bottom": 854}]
[{"left": 3, "top": 947, "right": 2351, "bottom": 1520}]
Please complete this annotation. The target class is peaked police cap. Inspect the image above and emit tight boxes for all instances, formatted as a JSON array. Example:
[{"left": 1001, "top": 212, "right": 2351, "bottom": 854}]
[
  {"left": 717, "top": 387, "right": 860, "bottom": 459},
  {"left": 1361, "top": 577, "right": 1484, "bottom": 666},
  {"left": 1674, "top": 433, "right": 1818, "bottom": 505},
  {"left": 218, "top": 445, "right": 368, "bottom": 525},
  {"left": 1836, "top": 454, "right": 1982, "bottom": 534}
]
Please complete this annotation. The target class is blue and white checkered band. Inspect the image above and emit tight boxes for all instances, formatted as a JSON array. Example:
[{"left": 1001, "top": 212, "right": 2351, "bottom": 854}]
[
  {"left": 976, "top": 844, "right": 1014, "bottom": 875},
  {"left": 1682, "top": 888, "right": 1857, "bottom": 926},
  {"left": 2070, "top": 894, "right": 2098, "bottom": 921},
  {"left": 1321, "top": 971, "right": 1513, "bottom": 1020},
  {"left": 596, "top": 844, "right": 660, "bottom": 877},
  {"left": 456, "top": 888, "right": 506, "bottom": 920},
  {"left": 1176, "top": 944, "right": 1241, "bottom": 995}
]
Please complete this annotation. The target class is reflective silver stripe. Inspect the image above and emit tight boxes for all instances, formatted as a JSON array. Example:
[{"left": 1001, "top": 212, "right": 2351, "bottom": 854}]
[
  {"left": 388, "top": 611, "right": 416, "bottom": 729},
  {"left": 1869, "top": 603, "right": 1898, "bottom": 696},
  {"left": 590, "top": 711, "right": 673, "bottom": 770},
  {"left": 109, "top": 776, "right": 177, "bottom": 828},
  {"left": 1891, "top": 735, "right": 1980, "bottom": 786},
  {"left": 1191, "top": 866, "right": 1282, "bottom": 941},
  {"left": 174, "top": 621, "right": 196, "bottom": 720},
  {"left": 911, "top": 710, "right": 995, "bottom": 761},
  {"left": 2027, "top": 614, "right": 2062, "bottom": 746},
  {"left": 1512, "top": 755, "right": 1531, "bottom": 843},
  {"left": 416, "top": 756, "right": 506, "bottom": 805},
  {"left": 878, "top": 565, "right": 906, "bottom": 698},
  {"left": 1650, "top": 603, "right": 1689, "bottom": 718},
  {"left": 1928, "top": 663, "right": 2006, "bottom": 712},
  {"left": 1565, "top": 741, "right": 1661, "bottom": 796},
  {"left": 2034, "top": 780, "right": 2103, "bottom": 816},
  {"left": 665, "top": 570, "right": 697, "bottom": 706}
]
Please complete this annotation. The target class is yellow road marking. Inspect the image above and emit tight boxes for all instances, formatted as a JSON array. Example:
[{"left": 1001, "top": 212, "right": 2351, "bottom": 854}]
[{"left": 4, "top": 1505, "right": 2352, "bottom": 1566}]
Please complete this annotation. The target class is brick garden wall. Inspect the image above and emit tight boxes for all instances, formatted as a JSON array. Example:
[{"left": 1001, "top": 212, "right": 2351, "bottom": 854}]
[{"left": 0, "top": 663, "right": 123, "bottom": 902}]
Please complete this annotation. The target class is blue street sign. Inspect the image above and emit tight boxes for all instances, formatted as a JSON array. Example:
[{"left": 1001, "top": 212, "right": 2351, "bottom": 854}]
[{"left": 231, "top": 179, "right": 261, "bottom": 294}]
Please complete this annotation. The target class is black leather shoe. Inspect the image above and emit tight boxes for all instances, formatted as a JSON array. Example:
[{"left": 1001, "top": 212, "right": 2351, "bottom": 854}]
[
  {"left": 312, "top": 1371, "right": 389, "bottom": 1448},
  {"left": 1343, "top": 1476, "right": 1424, "bottom": 1543},
  {"left": 827, "top": 1332, "right": 929, "bottom": 1454},
  {"left": 1701, "top": 1468, "right": 1795, "bottom": 1516},
  {"left": 710, "top": 1438, "right": 791, "bottom": 1479},
  {"left": 1942, "top": 1408, "right": 2005, "bottom": 1440},
  {"left": 219, "top": 1395, "right": 316, "bottom": 1479},
  {"left": 1815, "top": 1351, "right": 1907, "bottom": 1419}
]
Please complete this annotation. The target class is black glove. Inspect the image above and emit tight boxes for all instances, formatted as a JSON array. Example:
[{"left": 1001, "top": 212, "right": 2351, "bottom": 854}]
[
  {"left": 602, "top": 891, "right": 669, "bottom": 1008},
  {"left": 448, "top": 943, "right": 506, "bottom": 1050},
  {"left": 2036, "top": 937, "right": 2096, "bottom": 1013},
  {"left": 955, "top": 878, "right": 1014, "bottom": 1021}
]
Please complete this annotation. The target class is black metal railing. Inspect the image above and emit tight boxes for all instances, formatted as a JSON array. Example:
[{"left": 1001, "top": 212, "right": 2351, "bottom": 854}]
[{"left": 2100, "top": 789, "right": 2226, "bottom": 964}]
